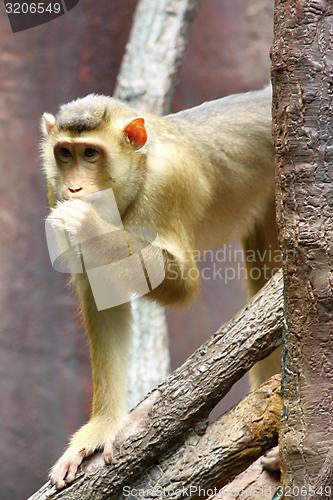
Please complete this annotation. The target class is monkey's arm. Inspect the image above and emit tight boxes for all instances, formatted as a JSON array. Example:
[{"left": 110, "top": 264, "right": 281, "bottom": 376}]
[
  {"left": 148, "top": 244, "right": 199, "bottom": 305},
  {"left": 47, "top": 200, "right": 197, "bottom": 489}
]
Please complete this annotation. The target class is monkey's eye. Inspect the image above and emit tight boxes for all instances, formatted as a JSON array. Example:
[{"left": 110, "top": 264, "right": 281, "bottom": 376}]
[
  {"left": 59, "top": 147, "right": 72, "bottom": 159},
  {"left": 84, "top": 147, "right": 99, "bottom": 160}
]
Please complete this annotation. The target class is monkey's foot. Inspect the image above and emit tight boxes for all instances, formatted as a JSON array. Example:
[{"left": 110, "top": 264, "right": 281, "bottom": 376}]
[
  {"left": 50, "top": 417, "right": 117, "bottom": 489},
  {"left": 261, "top": 446, "right": 280, "bottom": 473},
  {"left": 50, "top": 392, "right": 161, "bottom": 489}
]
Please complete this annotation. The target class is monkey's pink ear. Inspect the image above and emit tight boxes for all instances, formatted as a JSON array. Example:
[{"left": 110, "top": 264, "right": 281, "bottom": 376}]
[
  {"left": 124, "top": 118, "right": 147, "bottom": 149},
  {"left": 41, "top": 112, "right": 56, "bottom": 136}
]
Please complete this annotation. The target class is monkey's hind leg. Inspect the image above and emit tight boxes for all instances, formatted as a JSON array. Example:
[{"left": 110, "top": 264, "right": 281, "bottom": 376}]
[{"left": 242, "top": 198, "right": 281, "bottom": 391}]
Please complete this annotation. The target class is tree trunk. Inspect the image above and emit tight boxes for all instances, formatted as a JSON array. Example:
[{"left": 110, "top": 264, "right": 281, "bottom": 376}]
[
  {"left": 271, "top": 1, "right": 333, "bottom": 497},
  {"left": 115, "top": 0, "right": 198, "bottom": 114}
]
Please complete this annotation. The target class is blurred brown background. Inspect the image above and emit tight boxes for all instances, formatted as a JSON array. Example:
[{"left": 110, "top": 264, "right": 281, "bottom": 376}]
[{"left": 0, "top": 1, "right": 273, "bottom": 498}]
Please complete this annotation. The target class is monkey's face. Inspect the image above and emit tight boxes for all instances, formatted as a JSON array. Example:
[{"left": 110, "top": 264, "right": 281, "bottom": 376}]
[
  {"left": 40, "top": 97, "right": 148, "bottom": 213},
  {"left": 52, "top": 138, "right": 111, "bottom": 201}
]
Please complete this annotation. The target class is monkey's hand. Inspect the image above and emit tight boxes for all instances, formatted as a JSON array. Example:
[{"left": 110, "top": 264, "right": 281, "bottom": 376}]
[
  {"left": 47, "top": 199, "right": 116, "bottom": 248},
  {"left": 50, "top": 416, "right": 117, "bottom": 489},
  {"left": 47, "top": 200, "right": 145, "bottom": 269}
]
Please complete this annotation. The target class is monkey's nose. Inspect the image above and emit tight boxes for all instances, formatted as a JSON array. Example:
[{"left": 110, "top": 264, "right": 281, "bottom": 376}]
[{"left": 68, "top": 187, "right": 83, "bottom": 193}]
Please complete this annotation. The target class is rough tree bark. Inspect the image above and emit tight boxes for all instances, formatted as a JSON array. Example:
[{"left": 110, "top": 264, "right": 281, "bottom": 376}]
[
  {"left": 113, "top": 0, "right": 199, "bottom": 410},
  {"left": 213, "top": 453, "right": 280, "bottom": 500},
  {"left": 271, "top": 1, "right": 333, "bottom": 498},
  {"left": 128, "top": 375, "right": 281, "bottom": 500},
  {"left": 29, "top": 270, "right": 283, "bottom": 500}
]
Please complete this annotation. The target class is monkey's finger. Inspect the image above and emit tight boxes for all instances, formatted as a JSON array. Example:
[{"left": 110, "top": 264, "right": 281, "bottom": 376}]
[
  {"left": 59, "top": 200, "right": 91, "bottom": 218},
  {"left": 103, "top": 440, "right": 114, "bottom": 464},
  {"left": 48, "top": 213, "right": 84, "bottom": 236},
  {"left": 47, "top": 214, "right": 68, "bottom": 233},
  {"left": 52, "top": 206, "right": 86, "bottom": 225},
  {"left": 58, "top": 214, "right": 88, "bottom": 233},
  {"left": 50, "top": 462, "right": 68, "bottom": 490},
  {"left": 55, "top": 478, "right": 66, "bottom": 490},
  {"left": 62, "top": 199, "right": 90, "bottom": 210},
  {"left": 66, "top": 457, "right": 83, "bottom": 483}
]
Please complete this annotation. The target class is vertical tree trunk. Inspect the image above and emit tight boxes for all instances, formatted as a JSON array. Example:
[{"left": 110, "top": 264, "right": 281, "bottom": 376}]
[
  {"left": 113, "top": 0, "right": 199, "bottom": 409},
  {"left": 271, "top": 1, "right": 333, "bottom": 497}
]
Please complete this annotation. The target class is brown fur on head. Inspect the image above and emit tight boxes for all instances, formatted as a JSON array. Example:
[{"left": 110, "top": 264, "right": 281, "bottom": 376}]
[{"left": 56, "top": 95, "right": 111, "bottom": 133}]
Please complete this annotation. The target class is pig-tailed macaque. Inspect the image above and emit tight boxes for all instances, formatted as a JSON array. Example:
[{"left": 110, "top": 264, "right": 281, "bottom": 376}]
[{"left": 41, "top": 86, "right": 280, "bottom": 488}]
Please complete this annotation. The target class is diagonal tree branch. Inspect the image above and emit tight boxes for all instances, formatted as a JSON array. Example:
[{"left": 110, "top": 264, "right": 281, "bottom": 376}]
[{"left": 29, "top": 270, "right": 284, "bottom": 500}]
